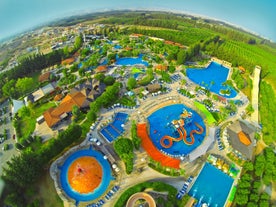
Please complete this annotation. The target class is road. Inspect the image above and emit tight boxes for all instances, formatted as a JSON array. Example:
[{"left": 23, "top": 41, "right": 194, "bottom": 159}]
[{"left": 0, "top": 100, "right": 19, "bottom": 176}]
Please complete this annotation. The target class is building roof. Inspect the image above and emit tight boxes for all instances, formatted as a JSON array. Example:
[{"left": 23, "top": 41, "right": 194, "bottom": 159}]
[
  {"left": 238, "top": 66, "right": 246, "bottom": 73},
  {"left": 12, "top": 99, "right": 25, "bottom": 114},
  {"left": 38, "top": 72, "right": 51, "bottom": 82},
  {"left": 238, "top": 131, "right": 251, "bottom": 146},
  {"left": 54, "top": 94, "right": 63, "bottom": 101},
  {"left": 129, "top": 33, "right": 144, "bottom": 38},
  {"left": 71, "top": 78, "right": 104, "bottom": 101},
  {"left": 227, "top": 120, "right": 256, "bottom": 160},
  {"left": 32, "top": 82, "right": 56, "bottom": 102},
  {"left": 41, "top": 82, "right": 56, "bottom": 95},
  {"left": 218, "top": 95, "right": 227, "bottom": 103},
  {"left": 43, "top": 91, "right": 88, "bottom": 127},
  {"left": 155, "top": 64, "right": 168, "bottom": 71},
  {"left": 95, "top": 65, "right": 107, "bottom": 73},
  {"left": 146, "top": 84, "right": 161, "bottom": 93},
  {"left": 61, "top": 57, "right": 75, "bottom": 65},
  {"left": 132, "top": 87, "right": 145, "bottom": 94}
]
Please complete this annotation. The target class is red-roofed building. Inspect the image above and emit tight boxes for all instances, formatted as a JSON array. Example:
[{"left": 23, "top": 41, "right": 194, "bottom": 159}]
[
  {"left": 238, "top": 66, "right": 246, "bottom": 73},
  {"left": 95, "top": 65, "right": 108, "bottom": 73},
  {"left": 43, "top": 92, "right": 89, "bottom": 128},
  {"left": 62, "top": 57, "right": 75, "bottom": 65},
  {"left": 217, "top": 95, "right": 227, "bottom": 104},
  {"left": 39, "top": 72, "right": 51, "bottom": 83},
  {"left": 155, "top": 64, "right": 168, "bottom": 71}
]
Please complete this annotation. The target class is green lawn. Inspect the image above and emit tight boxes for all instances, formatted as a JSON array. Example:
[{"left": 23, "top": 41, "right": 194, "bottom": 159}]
[
  {"left": 131, "top": 67, "right": 145, "bottom": 74},
  {"left": 20, "top": 102, "right": 56, "bottom": 138},
  {"left": 194, "top": 101, "right": 216, "bottom": 125},
  {"left": 31, "top": 171, "right": 63, "bottom": 207}
]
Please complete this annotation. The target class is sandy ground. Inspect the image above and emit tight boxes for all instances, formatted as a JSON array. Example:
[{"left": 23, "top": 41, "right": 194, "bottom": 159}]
[{"left": 255, "top": 140, "right": 267, "bottom": 155}]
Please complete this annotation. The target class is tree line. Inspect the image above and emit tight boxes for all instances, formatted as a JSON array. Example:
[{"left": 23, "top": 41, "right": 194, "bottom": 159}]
[{"left": 235, "top": 147, "right": 275, "bottom": 206}]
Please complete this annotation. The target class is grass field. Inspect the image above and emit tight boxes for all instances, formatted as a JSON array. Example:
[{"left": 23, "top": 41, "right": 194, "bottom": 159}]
[
  {"left": 31, "top": 171, "right": 63, "bottom": 207},
  {"left": 194, "top": 101, "right": 217, "bottom": 125}
]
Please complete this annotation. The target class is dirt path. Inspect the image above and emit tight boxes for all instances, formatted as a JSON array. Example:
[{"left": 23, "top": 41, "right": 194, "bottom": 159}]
[{"left": 255, "top": 139, "right": 267, "bottom": 155}]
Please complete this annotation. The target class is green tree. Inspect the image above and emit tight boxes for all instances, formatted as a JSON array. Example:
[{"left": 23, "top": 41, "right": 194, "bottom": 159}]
[
  {"left": 127, "top": 77, "right": 137, "bottom": 90},
  {"left": 246, "top": 104, "right": 254, "bottom": 115},
  {"left": 103, "top": 75, "right": 115, "bottom": 86},
  {"left": 94, "top": 73, "right": 105, "bottom": 82},
  {"left": 2, "top": 79, "right": 17, "bottom": 98},
  {"left": 16, "top": 77, "right": 35, "bottom": 96},
  {"left": 72, "top": 105, "right": 81, "bottom": 122},
  {"left": 87, "top": 110, "right": 97, "bottom": 122},
  {"left": 168, "top": 65, "right": 176, "bottom": 73},
  {"left": 74, "top": 35, "right": 83, "bottom": 50},
  {"left": 177, "top": 49, "right": 186, "bottom": 65},
  {"left": 78, "top": 67, "right": 85, "bottom": 77}
]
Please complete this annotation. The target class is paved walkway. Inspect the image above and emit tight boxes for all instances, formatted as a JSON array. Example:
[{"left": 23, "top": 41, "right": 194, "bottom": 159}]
[{"left": 251, "top": 66, "right": 261, "bottom": 125}]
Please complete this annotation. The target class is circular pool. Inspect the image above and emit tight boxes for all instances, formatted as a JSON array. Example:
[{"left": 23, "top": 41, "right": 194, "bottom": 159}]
[
  {"left": 148, "top": 104, "right": 206, "bottom": 157},
  {"left": 59, "top": 149, "right": 113, "bottom": 203}
]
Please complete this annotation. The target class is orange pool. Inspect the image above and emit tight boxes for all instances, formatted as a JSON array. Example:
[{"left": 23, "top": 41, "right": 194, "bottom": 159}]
[{"left": 67, "top": 156, "right": 102, "bottom": 194}]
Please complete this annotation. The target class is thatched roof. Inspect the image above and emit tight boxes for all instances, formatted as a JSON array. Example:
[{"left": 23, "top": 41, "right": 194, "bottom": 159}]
[{"left": 146, "top": 84, "right": 161, "bottom": 93}]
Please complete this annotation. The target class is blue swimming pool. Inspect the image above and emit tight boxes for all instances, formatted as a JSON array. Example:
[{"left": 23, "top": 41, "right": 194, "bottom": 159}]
[
  {"left": 100, "top": 112, "right": 128, "bottom": 142},
  {"left": 116, "top": 54, "right": 148, "bottom": 66},
  {"left": 186, "top": 62, "right": 237, "bottom": 98},
  {"left": 188, "top": 162, "right": 234, "bottom": 207},
  {"left": 148, "top": 104, "right": 206, "bottom": 156},
  {"left": 59, "top": 149, "right": 113, "bottom": 203},
  {"left": 114, "top": 45, "right": 122, "bottom": 49}
]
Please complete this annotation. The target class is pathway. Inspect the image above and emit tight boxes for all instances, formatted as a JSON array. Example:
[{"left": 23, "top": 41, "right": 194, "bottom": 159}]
[{"left": 251, "top": 66, "right": 261, "bottom": 125}]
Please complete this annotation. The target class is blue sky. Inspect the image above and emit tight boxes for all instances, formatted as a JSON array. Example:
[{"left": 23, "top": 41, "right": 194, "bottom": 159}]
[{"left": 0, "top": 0, "right": 276, "bottom": 41}]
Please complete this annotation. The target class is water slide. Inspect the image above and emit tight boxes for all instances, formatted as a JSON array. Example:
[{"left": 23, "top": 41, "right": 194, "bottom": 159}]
[
  {"left": 160, "top": 122, "right": 204, "bottom": 148},
  {"left": 160, "top": 127, "right": 184, "bottom": 148},
  {"left": 189, "top": 122, "right": 204, "bottom": 144}
]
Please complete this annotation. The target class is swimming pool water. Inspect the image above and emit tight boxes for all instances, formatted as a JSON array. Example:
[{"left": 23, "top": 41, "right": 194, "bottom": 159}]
[
  {"left": 100, "top": 112, "right": 128, "bottom": 142},
  {"left": 186, "top": 62, "right": 237, "bottom": 98},
  {"left": 116, "top": 54, "right": 148, "bottom": 66},
  {"left": 147, "top": 104, "right": 206, "bottom": 156},
  {"left": 59, "top": 149, "right": 113, "bottom": 203},
  {"left": 188, "top": 162, "right": 234, "bottom": 207}
]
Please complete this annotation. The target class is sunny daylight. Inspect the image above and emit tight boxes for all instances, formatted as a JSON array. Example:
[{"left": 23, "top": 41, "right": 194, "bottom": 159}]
[{"left": 0, "top": 1, "right": 276, "bottom": 207}]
